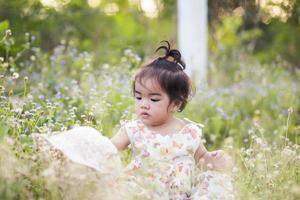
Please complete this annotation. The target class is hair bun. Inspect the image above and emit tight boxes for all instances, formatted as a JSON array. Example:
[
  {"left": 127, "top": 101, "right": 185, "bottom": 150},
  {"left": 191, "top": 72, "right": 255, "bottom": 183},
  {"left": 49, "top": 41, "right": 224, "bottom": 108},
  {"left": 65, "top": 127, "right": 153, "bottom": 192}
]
[{"left": 155, "top": 40, "right": 186, "bottom": 70}]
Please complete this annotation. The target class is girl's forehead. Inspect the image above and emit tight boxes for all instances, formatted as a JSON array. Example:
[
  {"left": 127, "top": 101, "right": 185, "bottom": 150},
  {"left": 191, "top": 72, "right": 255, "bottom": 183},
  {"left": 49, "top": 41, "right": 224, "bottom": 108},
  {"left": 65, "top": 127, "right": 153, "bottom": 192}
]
[{"left": 135, "top": 78, "right": 163, "bottom": 93}]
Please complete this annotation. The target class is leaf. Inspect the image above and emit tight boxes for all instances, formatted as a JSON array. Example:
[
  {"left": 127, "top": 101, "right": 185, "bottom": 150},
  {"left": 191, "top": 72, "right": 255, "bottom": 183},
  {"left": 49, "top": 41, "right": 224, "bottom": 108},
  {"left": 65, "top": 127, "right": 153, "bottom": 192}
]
[{"left": 0, "top": 20, "right": 10, "bottom": 32}]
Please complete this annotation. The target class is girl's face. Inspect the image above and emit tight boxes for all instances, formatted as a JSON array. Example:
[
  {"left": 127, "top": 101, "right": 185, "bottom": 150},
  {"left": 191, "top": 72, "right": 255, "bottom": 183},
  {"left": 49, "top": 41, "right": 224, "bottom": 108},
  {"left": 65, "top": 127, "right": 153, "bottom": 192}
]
[{"left": 134, "top": 78, "right": 176, "bottom": 127}]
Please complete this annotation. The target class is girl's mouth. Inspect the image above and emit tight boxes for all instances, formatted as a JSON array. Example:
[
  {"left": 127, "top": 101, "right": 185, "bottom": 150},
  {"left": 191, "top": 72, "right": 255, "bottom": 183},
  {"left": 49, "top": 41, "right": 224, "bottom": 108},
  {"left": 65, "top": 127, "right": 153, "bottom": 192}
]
[{"left": 141, "top": 112, "right": 150, "bottom": 118}]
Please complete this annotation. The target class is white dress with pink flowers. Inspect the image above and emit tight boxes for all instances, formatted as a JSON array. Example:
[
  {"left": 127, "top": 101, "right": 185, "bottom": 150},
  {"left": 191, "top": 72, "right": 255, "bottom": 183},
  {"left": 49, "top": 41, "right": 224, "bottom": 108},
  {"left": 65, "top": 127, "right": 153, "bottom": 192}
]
[{"left": 122, "top": 119, "right": 234, "bottom": 200}]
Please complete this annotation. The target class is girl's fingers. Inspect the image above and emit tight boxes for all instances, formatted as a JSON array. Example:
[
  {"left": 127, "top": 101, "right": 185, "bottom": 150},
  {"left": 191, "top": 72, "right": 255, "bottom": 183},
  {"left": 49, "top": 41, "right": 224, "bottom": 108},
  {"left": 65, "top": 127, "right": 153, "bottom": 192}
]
[
  {"left": 212, "top": 150, "right": 224, "bottom": 160},
  {"left": 210, "top": 150, "right": 235, "bottom": 170},
  {"left": 211, "top": 151, "right": 218, "bottom": 156},
  {"left": 211, "top": 150, "right": 222, "bottom": 156}
]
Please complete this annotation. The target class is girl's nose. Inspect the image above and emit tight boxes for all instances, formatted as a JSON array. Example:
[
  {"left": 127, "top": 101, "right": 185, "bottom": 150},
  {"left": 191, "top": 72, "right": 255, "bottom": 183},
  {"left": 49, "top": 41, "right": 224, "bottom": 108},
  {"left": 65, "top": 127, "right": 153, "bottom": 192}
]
[
  {"left": 141, "top": 101, "right": 150, "bottom": 109},
  {"left": 141, "top": 105, "right": 149, "bottom": 109}
]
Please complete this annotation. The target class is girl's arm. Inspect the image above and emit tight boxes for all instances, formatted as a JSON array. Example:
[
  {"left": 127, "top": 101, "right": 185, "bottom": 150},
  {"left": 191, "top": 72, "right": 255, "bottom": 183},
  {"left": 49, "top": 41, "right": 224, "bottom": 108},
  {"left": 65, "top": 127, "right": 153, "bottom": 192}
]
[
  {"left": 194, "top": 143, "right": 232, "bottom": 171},
  {"left": 111, "top": 127, "right": 130, "bottom": 151}
]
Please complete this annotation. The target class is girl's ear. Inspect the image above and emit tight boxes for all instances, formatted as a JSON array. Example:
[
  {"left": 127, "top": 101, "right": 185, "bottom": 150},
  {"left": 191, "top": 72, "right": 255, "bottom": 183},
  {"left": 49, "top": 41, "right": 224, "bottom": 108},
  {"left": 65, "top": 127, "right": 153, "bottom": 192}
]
[
  {"left": 170, "top": 100, "right": 181, "bottom": 113},
  {"left": 175, "top": 100, "right": 182, "bottom": 111}
]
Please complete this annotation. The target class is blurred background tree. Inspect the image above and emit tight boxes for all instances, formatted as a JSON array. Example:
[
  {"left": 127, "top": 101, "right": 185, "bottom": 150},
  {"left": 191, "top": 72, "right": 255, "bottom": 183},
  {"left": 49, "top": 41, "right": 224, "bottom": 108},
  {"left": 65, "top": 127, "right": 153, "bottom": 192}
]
[
  {"left": 0, "top": 0, "right": 299, "bottom": 69},
  {"left": 0, "top": 0, "right": 177, "bottom": 65},
  {"left": 208, "top": 0, "right": 300, "bottom": 70}
]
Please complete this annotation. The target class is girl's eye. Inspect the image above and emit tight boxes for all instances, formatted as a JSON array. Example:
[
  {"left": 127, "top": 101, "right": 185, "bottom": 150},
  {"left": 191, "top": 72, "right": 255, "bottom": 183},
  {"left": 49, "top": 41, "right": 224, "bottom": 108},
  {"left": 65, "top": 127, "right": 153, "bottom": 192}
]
[
  {"left": 135, "top": 96, "right": 142, "bottom": 100},
  {"left": 151, "top": 99, "right": 160, "bottom": 102}
]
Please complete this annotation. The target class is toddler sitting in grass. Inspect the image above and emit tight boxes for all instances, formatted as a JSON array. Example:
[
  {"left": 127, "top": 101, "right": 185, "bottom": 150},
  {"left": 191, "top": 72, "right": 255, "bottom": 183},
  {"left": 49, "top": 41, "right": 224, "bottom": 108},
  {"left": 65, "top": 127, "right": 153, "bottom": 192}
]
[{"left": 34, "top": 41, "right": 234, "bottom": 200}]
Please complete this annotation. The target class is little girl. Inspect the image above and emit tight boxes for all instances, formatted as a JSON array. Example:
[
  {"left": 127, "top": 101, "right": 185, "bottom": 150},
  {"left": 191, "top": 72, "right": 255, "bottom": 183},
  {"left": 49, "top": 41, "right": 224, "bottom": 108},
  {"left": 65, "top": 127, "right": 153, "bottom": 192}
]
[
  {"left": 34, "top": 41, "right": 234, "bottom": 200},
  {"left": 110, "top": 41, "right": 234, "bottom": 199}
]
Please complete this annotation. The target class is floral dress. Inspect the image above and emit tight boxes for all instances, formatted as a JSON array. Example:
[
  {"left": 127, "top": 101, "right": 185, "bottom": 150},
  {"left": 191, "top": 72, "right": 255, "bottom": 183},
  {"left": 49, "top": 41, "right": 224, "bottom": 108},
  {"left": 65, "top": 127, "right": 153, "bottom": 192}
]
[{"left": 121, "top": 119, "right": 234, "bottom": 200}]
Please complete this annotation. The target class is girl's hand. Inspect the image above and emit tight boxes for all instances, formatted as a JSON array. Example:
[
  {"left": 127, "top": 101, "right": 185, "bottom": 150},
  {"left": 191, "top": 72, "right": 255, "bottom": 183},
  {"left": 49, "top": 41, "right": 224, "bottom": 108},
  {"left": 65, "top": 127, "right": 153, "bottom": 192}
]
[
  {"left": 111, "top": 127, "right": 130, "bottom": 151},
  {"left": 205, "top": 150, "right": 233, "bottom": 171}
]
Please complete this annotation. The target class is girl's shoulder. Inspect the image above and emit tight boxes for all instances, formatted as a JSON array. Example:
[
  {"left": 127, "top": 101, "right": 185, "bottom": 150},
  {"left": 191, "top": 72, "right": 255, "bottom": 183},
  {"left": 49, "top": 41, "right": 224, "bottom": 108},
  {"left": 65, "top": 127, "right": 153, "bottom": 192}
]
[
  {"left": 182, "top": 117, "right": 204, "bottom": 129},
  {"left": 180, "top": 118, "right": 204, "bottom": 138}
]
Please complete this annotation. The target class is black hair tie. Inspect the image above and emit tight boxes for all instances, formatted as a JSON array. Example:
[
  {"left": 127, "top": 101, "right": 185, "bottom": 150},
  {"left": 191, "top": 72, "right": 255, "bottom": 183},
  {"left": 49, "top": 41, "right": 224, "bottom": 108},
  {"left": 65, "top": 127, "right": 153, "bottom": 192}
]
[{"left": 155, "top": 40, "right": 186, "bottom": 70}]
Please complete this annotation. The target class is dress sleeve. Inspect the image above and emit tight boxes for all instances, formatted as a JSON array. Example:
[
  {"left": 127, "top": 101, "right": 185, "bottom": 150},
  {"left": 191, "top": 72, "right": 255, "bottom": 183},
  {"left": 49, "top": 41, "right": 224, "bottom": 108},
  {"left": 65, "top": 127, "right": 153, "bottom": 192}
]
[
  {"left": 186, "top": 123, "right": 203, "bottom": 152},
  {"left": 122, "top": 120, "right": 138, "bottom": 144}
]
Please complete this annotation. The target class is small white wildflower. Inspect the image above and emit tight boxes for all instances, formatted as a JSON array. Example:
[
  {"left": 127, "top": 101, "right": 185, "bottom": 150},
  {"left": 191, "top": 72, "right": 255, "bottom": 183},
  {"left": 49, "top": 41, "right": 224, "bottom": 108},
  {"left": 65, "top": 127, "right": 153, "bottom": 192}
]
[
  {"left": 210, "top": 134, "right": 217, "bottom": 142},
  {"left": 255, "top": 137, "right": 263, "bottom": 145},
  {"left": 88, "top": 112, "right": 94, "bottom": 116},
  {"left": 30, "top": 55, "right": 36, "bottom": 61},
  {"left": 0, "top": 57, "right": 4, "bottom": 62},
  {"left": 61, "top": 126, "right": 67, "bottom": 131},
  {"left": 13, "top": 108, "right": 22, "bottom": 113},
  {"left": 124, "top": 49, "right": 132, "bottom": 56},
  {"left": 12, "top": 72, "right": 19, "bottom": 80},
  {"left": 281, "top": 147, "right": 296, "bottom": 159},
  {"left": 103, "top": 63, "right": 109, "bottom": 69},
  {"left": 273, "top": 163, "right": 280, "bottom": 169},
  {"left": 288, "top": 107, "right": 293, "bottom": 113},
  {"left": 5, "top": 29, "right": 12, "bottom": 36},
  {"left": 3, "top": 62, "right": 9, "bottom": 68},
  {"left": 24, "top": 111, "right": 32, "bottom": 118},
  {"left": 245, "top": 148, "right": 253, "bottom": 156},
  {"left": 135, "top": 55, "right": 141, "bottom": 62},
  {"left": 72, "top": 107, "right": 77, "bottom": 111},
  {"left": 42, "top": 167, "right": 55, "bottom": 178}
]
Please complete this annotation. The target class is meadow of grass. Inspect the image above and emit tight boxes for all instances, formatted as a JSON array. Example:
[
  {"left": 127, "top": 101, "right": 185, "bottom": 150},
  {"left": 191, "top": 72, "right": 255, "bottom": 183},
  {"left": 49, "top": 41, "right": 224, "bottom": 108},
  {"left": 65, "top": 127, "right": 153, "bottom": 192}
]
[{"left": 0, "top": 30, "right": 299, "bottom": 199}]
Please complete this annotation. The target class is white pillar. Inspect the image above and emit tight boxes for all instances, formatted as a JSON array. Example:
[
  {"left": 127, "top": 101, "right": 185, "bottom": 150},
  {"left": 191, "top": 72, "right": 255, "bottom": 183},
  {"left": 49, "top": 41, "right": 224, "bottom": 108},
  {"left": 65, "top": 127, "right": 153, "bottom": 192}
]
[{"left": 177, "top": 0, "right": 207, "bottom": 88}]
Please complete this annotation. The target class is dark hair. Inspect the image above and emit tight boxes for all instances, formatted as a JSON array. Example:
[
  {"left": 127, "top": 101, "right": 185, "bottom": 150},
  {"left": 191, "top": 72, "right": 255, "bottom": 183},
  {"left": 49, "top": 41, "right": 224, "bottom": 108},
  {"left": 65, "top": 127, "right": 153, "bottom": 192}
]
[{"left": 133, "top": 41, "right": 192, "bottom": 112}]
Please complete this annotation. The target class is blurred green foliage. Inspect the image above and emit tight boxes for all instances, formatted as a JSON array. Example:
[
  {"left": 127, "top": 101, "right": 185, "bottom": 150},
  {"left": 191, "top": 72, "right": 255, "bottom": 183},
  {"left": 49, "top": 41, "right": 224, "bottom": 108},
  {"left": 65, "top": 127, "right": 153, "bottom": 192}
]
[
  {"left": 208, "top": 0, "right": 300, "bottom": 69},
  {"left": 0, "top": 0, "right": 176, "bottom": 65},
  {"left": 1, "top": 0, "right": 300, "bottom": 69}
]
